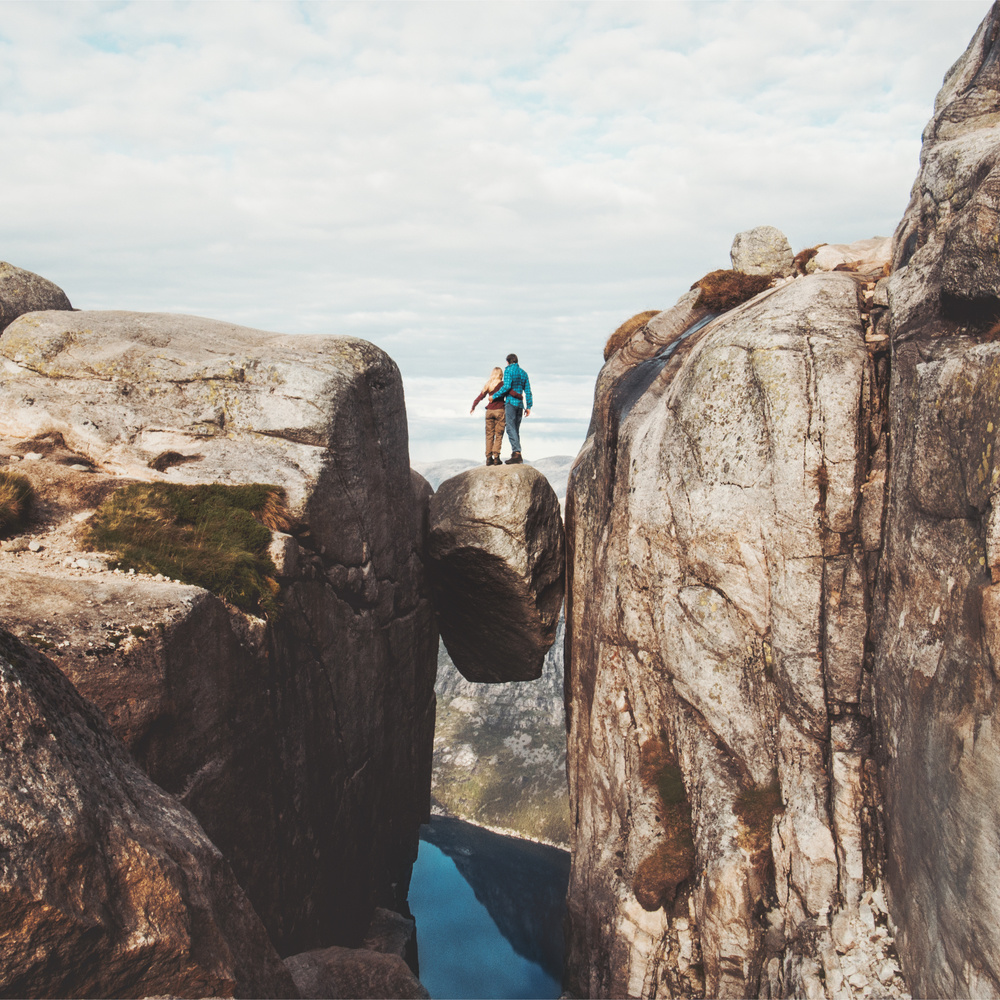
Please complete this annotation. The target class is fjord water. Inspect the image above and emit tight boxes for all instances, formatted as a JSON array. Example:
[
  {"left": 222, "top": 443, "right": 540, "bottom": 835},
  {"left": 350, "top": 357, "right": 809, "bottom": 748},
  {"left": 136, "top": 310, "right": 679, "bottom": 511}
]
[{"left": 408, "top": 817, "right": 570, "bottom": 999}]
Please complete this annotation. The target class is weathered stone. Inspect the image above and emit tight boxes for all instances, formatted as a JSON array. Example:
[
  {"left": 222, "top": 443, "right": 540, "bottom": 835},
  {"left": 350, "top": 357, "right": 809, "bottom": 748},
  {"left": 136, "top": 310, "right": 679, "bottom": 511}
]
[
  {"left": 0, "top": 317, "right": 438, "bottom": 956},
  {"left": 0, "top": 624, "right": 297, "bottom": 999},
  {"left": 730, "top": 225, "right": 794, "bottom": 276},
  {"left": 874, "top": 7, "right": 1000, "bottom": 996},
  {"left": 564, "top": 270, "right": 886, "bottom": 998},
  {"left": 0, "top": 261, "right": 71, "bottom": 333},
  {"left": 806, "top": 237, "right": 892, "bottom": 276},
  {"left": 361, "top": 907, "right": 417, "bottom": 961},
  {"left": 285, "top": 946, "right": 428, "bottom": 1000},
  {"left": 427, "top": 464, "right": 564, "bottom": 683}
]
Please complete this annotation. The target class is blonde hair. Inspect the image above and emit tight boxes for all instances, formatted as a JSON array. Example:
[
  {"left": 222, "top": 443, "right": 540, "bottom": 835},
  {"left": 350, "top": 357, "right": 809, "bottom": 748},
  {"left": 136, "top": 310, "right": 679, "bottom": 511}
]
[{"left": 483, "top": 367, "right": 504, "bottom": 393}]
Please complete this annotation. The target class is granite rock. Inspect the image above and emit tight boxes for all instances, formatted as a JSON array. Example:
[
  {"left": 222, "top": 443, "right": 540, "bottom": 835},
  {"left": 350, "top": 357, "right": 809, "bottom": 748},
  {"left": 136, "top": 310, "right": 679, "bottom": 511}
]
[
  {"left": 0, "top": 625, "right": 297, "bottom": 999},
  {"left": 427, "top": 464, "right": 564, "bottom": 683}
]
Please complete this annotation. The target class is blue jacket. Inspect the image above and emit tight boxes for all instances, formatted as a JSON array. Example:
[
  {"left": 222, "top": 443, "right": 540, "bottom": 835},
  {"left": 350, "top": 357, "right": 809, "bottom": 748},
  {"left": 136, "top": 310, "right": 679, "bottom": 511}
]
[{"left": 492, "top": 363, "right": 533, "bottom": 410}]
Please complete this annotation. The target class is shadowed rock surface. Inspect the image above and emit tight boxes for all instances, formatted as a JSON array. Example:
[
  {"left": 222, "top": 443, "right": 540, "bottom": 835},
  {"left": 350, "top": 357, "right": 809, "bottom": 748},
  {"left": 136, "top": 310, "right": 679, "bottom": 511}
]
[
  {"left": 427, "top": 464, "right": 564, "bottom": 683},
  {"left": 0, "top": 315, "right": 438, "bottom": 957},
  {"left": 285, "top": 947, "right": 428, "bottom": 1000},
  {"left": 0, "top": 625, "right": 297, "bottom": 1000},
  {"left": 875, "top": 6, "right": 1000, "bottom": 996},
  {"left": 0, "top": 261, "right": 72, "bottom": 334}
]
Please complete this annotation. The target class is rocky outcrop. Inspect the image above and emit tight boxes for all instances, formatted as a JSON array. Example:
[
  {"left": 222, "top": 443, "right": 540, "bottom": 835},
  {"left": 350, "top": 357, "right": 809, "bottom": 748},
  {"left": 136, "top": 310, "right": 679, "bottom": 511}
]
[
  {"left": 0, "top": 313, "right": 438, "bottom": 957},
  {"left": 0, "top": 623, "right": 297, "bottom": 999},
  {"left": 730, "top": 225, "right": 793, "bottom": 277},
  {"left": 564, "top": 268, "right": 898, "bottom": 998},
  {"left": 427, "top": 465, "right": 564, "bottom": 683},
  {"left": 0, "top": 261, "right": 71, "bottom": 333},
  {"left": 285, "top": 947, "right": 428, "bottom": 1000},
  {"left": 564, "top": 7, "right": 1000, "bottom": 999},
  {"left": 874, "top": 6, "right": 1000, "bottom": 997},
  {"left": 808, "top": 237, "right": 891, "bottom": 276}
]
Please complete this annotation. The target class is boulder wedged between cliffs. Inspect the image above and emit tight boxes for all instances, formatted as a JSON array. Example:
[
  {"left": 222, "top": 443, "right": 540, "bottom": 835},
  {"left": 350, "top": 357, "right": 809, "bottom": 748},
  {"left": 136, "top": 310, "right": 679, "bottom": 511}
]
[{"left": 427, "top": 464, "right": 564, "bottom": 683}]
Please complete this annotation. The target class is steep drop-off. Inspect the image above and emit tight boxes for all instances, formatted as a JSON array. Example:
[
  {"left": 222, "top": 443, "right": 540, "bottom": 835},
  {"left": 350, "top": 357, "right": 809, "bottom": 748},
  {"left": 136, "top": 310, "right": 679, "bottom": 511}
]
[
  {"left": 564, "top": 6, "right": 1000, "bottom": 998},
  {"left": 0, "top": 311, "right": 438, "bottom": 959}
]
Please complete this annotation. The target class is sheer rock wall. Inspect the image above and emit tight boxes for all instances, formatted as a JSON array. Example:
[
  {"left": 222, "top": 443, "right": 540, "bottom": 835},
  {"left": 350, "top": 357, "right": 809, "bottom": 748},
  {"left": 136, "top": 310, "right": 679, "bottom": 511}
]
[
  {"left": 565, "top": 6, "right": 1000, "bottom": 997},
  {"left": 0, "top": 312, "right": 438, "bottom": 958},
  {"left": 565, "top": 271, "right": 895, "bottom": 999}
]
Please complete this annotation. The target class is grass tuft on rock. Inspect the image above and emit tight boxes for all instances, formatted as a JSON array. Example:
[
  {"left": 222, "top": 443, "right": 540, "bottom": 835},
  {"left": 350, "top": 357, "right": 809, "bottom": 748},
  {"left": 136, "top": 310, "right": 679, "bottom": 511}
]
[
  {"left": 604, "top": 310, "right": 661, "bottom": 361},
  {"left": 635, "top": 737, "right": 696, "bottom": 911},
  {"left": 735, "top": 772, "right": 784, "bottom": 857},
  {"left": 0, "top": 470, "right": 34, "bottom": 536},
  {"left": 691, "top": 269, "right": 772, "bottom": 313},
  {"left": 84, "top": 482, "right": 289, "bottom": 617}
]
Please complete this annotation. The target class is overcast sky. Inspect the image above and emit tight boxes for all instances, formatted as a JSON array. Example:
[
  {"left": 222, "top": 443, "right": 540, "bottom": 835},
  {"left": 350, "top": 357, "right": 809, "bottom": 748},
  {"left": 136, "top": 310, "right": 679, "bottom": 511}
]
[{"left": 1, "top": 1, "right": 989, "bottom": 461}]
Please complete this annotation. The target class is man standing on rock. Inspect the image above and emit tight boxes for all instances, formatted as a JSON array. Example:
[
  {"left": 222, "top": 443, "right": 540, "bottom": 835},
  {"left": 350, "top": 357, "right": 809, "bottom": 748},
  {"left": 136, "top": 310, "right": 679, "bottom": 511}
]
[{"left": 493, "top": 353, "right": 532, "bottom": 464}]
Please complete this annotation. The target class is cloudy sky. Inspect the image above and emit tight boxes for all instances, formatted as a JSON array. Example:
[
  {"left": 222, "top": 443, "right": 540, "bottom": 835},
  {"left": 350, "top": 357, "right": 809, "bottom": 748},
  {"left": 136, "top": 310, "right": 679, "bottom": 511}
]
[{"left": 1, "top": 1, "right": 989, "bottom": 461}]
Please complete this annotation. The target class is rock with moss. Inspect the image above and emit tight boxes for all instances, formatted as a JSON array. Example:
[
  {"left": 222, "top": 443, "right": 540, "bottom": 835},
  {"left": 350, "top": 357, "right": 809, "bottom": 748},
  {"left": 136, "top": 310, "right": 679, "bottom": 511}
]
[
  {"left": 427, "top": 464, "right": 564, "bottom": 683},
  {"left": 730, "top": 225, "right": 794, "bottom": 277},
  {"left": 0, "top": 261, "right": 72, "bottom": 334},
  {"left": 0, "top": 624, "right": 297, "bottom": 999},
  {"left": 564, "top": 266, "right": 893, "bottom": 998},
  {"left": 0, "top": 318, "right": 438, "bottom": 957}
]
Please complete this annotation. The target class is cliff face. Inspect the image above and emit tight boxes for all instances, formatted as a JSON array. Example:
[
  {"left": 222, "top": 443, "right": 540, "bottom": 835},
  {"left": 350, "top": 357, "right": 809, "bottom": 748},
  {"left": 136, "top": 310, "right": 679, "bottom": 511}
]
[
  {"left": 875, "top": 6, "right": 1000, "bottom": 997},
  {"left": 0, "top": 312, "right": 438, "bottom": 958},
  {"left": 0, "top": 624, "right": 297, "bottom": 999},
  {"left": 565, "top": 270, "right": 893, "bottom": 999},
  {"left": 564, "top": 7, "right": 1000, "bottom": 998}
]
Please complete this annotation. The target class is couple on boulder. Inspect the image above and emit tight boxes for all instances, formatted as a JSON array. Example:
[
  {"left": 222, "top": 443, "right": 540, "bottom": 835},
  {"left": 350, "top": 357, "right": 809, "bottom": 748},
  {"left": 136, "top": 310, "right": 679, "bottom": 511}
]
[{"left": 470, "top": 353, "right": 533, "bottom": 466}]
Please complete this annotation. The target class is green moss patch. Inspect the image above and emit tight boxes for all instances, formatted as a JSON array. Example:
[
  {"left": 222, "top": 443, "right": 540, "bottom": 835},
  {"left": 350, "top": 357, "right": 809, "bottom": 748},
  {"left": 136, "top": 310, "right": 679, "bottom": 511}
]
[
  {"left": 83, "top": 482, "right": 289, "bottom": 617},
  {"left": 604, "top": 310, "right": 661, "bottom": 361},
  {"left": 635, "top": 737, "right": 696, "bottom": 911},
  {"left": 691, "top": 269, "right": 772, "bottom": 313},
  {"left": 0, "top": 470, "right": 34, "bottom": 536},
  {"left": 735, "top": 773, "right": 783, "bottom": 857}
]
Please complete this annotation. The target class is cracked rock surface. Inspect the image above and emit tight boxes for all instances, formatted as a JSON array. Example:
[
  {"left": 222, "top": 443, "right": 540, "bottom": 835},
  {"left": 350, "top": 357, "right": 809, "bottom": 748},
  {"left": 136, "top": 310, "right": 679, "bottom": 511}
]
[
  {"left": 0, "top": 314, "right": 438, "bottom": 959},
  {"left": 564, "top": 8, "right": 1000, "bottom": 999},
  {"left": 0, "top": 624, "right": 298, "bottom": 999},
  {"left": 874, "top": 6, "right": 1000, "bottom": 997},
  {"left": 565, "top": 268, "right": 900, "bottom": 999}
]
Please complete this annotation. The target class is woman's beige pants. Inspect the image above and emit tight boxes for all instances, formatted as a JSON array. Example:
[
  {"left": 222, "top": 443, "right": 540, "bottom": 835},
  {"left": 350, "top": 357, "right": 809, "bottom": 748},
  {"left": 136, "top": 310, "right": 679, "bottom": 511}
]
[{"left": 485, "top": 409, "right": 506, "bottom": 455}]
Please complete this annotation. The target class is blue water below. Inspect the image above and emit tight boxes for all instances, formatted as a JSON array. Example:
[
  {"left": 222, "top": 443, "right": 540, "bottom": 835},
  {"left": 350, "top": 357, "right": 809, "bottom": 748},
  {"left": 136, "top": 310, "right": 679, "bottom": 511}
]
[{"left": 408, "top": 818, "right": 568, "bottom": 1000}]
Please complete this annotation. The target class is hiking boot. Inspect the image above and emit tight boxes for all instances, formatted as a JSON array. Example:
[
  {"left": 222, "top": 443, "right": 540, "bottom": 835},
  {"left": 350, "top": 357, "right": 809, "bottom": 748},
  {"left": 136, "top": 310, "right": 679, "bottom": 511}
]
[
  {"left": 485, "top": 455, "right": 494, "bottom": 466},
  {"left": 505, "top": 452, "right": 523, "bottom": 464}
]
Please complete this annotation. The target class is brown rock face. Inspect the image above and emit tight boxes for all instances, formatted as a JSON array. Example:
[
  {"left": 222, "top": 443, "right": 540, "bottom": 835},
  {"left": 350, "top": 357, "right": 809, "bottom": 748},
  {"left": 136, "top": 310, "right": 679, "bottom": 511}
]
[
  {"left": 0, "top": 261, "right": 71, "bottom": 333},
  {"left": 427, "top": 465, "right": 564, "bottom": 683},
  {"left": 285, "top": 947, "right": 428, "bottom": 1000},
  {"left": 0, "top": 625, "right": 297, "bottom": 1000},
  {"left": 874, "top": 6, "right": 1000, "bottom": 997},
  {"left": 564, "top": 270, "right": 897, "bottom": 998},
  {"left": 0, "top": 315, "right": 438, "bottom": 957}
]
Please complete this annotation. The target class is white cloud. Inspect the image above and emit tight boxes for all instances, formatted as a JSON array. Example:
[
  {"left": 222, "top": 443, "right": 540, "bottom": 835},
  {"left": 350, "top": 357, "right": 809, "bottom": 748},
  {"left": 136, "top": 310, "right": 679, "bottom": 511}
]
[{"left": 0, "top": 0, "right": 990, "bottom": 461}]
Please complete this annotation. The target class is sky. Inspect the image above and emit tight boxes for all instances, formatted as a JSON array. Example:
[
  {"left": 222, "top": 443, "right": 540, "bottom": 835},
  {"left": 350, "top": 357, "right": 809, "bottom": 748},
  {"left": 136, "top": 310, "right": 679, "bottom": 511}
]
[{"left": 0, "top": 0, "right": 990, "bottom": 462}]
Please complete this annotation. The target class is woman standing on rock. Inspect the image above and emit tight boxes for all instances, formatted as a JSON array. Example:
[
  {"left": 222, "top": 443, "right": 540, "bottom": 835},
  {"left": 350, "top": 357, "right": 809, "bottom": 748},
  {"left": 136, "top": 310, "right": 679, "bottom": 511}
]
[{"left": 470, "top": 367, "right": 506, "bottom": 465}]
